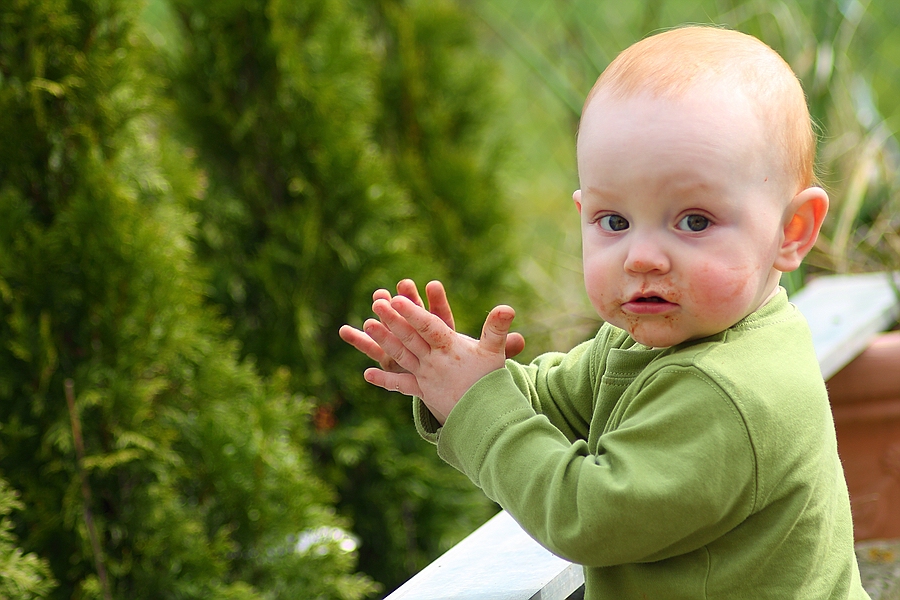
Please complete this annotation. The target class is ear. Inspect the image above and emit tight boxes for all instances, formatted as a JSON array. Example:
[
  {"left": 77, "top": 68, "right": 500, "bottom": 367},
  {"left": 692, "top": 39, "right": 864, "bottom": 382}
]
[
  {"left": 774, "top": 187, "right": 829, "bottom": 272},
  {"left": 573, "top": 189, "right": 582, "bottom": 214}
]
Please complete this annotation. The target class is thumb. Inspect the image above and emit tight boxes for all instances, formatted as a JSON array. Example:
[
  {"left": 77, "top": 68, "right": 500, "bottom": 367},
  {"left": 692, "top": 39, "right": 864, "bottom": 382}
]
[{"left": 480, "top": 305, "right": 515, "bottom": 355}]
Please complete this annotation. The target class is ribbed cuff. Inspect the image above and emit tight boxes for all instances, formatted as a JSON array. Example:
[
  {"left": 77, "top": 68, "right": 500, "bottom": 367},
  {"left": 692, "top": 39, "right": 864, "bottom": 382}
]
[{"left": 413, "top": 397, "right": 442, "bottom": 444}]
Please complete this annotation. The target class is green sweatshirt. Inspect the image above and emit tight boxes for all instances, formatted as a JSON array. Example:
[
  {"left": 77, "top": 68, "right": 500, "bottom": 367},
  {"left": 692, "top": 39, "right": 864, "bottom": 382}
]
[{"left": 415, "top": 291, "right": 869, "bottom": 599}]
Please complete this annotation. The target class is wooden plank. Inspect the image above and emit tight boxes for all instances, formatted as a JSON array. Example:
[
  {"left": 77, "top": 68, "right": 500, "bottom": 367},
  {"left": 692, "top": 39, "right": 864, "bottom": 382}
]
[
  {"left": 789, "top": 272, "right": 900, "bottom": 379},
  {"left": 385, "top": 510, "right": 583, "bottom": 600}
]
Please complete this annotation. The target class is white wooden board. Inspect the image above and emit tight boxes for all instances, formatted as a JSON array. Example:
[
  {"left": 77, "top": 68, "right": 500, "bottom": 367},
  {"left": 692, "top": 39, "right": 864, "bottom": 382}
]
[
  {"left": 386, "top": 510, "right": 583, "bottom": 600},
  {"left": 790, "top": 272, "right": 900, "bottom": 379}
]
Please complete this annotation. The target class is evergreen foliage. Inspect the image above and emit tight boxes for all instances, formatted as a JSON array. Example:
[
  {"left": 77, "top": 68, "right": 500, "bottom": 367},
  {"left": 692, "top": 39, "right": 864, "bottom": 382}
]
[
  {"left": 0, "top": 479, "right": 55, "bottom": 599},
  {"left": 165, "top": 0, "right": 520, "bottom": 591},
  {"left": 0, "top": 0, "right": 375, "bottom": 597}
]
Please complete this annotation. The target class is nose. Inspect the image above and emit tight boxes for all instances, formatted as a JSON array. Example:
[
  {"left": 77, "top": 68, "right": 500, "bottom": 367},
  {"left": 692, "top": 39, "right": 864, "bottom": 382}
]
[{"left": 623, "top": 235, "right": 671, "bottom": 274}]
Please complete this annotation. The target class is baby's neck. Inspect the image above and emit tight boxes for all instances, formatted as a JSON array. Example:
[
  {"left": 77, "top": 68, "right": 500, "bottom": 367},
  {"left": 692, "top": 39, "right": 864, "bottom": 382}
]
[{"left": 759, "top": 284, "right": 784, "bottom": 310}]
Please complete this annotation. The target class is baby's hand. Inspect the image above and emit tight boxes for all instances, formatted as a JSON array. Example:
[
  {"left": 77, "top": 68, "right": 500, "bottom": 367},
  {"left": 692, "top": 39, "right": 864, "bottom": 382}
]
[
  {"left": 364, "top": 296, "right": 515, "bottom": 424},
  {"left": 340, "top": 280, "right": 525, "bottom": 374}
]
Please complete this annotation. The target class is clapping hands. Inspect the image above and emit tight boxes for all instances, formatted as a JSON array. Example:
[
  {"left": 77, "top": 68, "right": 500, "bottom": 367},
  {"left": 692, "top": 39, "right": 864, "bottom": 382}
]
[{"left": 339, "top": 280, "right": 524, "bottom": 424}]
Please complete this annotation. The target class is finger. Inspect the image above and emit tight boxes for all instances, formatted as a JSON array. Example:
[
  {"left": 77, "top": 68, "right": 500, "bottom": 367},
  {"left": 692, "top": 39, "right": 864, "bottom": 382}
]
[
  {"left": 369, "top": 297, "right": 436, "bottom": 366},
  {"left": 363, "top": 316, "right": 422, "bottom": 374},
  {"left": 372, "top": 298, "right": 434, "bottom": 358},
  {"left": 505, "top": 332, "right": 526, "bottom": 359},
  {"left": 480, "top": 305, "right": 515, "bottom": 355},
  {"left": 363, "top": 368, "right": 422, "bottom": 397},
  {"left": 390, "top": 295, "right": 455, "bottom": 350},
  {"left": 339, "top": 324, "right": 407, "bottom": 372},
  {"left": 372, "top": 288, "right": 392, "bottom": 303},
  {"left": 424, "top": 280, "right": 455, "bottom": 330},
  {"left": 340, "top": 324, "right": 388, "bottom": 363},
  {"left": 396, "top": 279, "right": 425, "bottom": 309}
]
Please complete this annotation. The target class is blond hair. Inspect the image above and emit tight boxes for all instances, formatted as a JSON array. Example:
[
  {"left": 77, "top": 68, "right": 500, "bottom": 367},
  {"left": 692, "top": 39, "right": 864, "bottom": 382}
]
[{"left": 583, "top": 26, "right": 815, "bottom": 191}]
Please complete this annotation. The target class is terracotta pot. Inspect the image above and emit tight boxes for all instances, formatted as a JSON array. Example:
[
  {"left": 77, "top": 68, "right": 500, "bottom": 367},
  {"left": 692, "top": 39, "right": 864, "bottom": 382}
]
[{"left": 828, "top": 331, "right": 900, "bottom": 541}]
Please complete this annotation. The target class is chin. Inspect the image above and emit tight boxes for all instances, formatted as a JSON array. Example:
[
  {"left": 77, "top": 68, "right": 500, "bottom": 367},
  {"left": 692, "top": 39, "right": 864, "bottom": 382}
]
[
  {"left": 631, "top": 334, "right": 683, "bottom": 348},
  {"left": 622, "top": 323, "right": 698, "bottom": 349}
]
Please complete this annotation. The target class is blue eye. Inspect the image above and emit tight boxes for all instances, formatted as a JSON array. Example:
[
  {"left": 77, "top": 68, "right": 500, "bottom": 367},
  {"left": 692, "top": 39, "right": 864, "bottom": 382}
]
[
  {"left": 599, "top": 215, "right": 629, "bottom": 231},
  {"left": 677, "top": 214, "right": 710, "bottom": 232}
]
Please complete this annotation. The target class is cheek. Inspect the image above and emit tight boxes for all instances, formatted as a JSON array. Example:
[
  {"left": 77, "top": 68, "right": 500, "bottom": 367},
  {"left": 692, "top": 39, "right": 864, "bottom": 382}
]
[
  {"left": 586, "top": 279, "right": 615, "bottom": 311},
  {"left": 687, "top": 261, "right": 761, "bottom": 318},
  {"left": 583, "top": 263, "right": 618, "bottom": 315}
]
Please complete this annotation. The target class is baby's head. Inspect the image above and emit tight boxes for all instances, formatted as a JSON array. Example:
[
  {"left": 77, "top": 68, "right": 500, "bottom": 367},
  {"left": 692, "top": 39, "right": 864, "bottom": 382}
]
[
  {"left": 574, "top": 26, "right": 828, "bottom": 347},
  {"left": 582, "top": 26, "right": 816, "bottom": 196}
]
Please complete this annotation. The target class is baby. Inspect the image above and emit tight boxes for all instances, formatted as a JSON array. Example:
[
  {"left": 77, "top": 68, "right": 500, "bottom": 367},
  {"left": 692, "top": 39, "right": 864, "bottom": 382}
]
[{"left": 341, "top": 26, "right": 869, "bottom": 599}]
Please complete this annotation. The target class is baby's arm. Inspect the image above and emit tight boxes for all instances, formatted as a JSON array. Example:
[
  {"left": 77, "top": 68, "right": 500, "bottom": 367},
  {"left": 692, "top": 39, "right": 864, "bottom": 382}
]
[{"left": 363, "top": 296, "right": 516, "bottom": 424}]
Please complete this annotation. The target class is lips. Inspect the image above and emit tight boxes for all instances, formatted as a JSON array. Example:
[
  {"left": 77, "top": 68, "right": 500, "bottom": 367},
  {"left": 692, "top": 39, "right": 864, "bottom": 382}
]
[
  {"left": 622, "top": 293, "right": 677, "bottom": 314},
  {"left": 628, "top": 292, "right": 670, "bottom": 303}
]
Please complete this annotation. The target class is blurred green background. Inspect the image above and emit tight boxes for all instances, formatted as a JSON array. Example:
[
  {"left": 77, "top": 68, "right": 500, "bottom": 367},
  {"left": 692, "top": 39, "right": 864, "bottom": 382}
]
[{"left": 0, "top": 0, "right": 897, "bottom": 598}]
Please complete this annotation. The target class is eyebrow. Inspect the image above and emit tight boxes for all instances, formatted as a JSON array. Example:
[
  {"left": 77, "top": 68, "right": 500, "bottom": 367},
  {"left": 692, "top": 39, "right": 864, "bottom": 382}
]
[{"left": 583, "top": 177, "right": 724, "bottom": 202}]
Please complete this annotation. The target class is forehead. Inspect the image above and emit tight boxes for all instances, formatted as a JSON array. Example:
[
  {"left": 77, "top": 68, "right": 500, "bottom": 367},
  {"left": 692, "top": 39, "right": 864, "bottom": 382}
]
[
  {"left": 577, "top": 89, "right": 772, "bottom": 186},
  {"left": 580, "top": 80, "right": 761, "bottom": 139}
]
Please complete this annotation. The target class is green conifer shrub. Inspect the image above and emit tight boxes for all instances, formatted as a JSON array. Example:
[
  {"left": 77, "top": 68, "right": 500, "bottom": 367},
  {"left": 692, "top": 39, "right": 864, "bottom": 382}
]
[
  {"left": 164, "top": 0, "right": 521, "bottom": 591},
  {"left": 0, "top": 0, "right": 375, "bottom": 597},
  {"left": 0, "top": 479, "right": 55, "bottom": 599}
]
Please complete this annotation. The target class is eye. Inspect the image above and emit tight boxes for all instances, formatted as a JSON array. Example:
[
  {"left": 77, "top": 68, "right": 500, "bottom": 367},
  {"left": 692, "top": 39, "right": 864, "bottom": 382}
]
[
  {"left": 598, "top": 214, "right": 629, "bottom": 232},
  {"left": 677, "top": 214, "right": 710, "bottom": 232}
]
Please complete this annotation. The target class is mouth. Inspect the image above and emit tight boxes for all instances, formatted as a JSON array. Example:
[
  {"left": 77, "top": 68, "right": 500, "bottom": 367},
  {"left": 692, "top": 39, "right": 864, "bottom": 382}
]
[
  {"left": 629, "top": 292, "right": 672, "bottom": 303},
  {"left": 633, "top": 296, "right": 666, "bottom": 303},
  {"left": 622, "top": 293, "right": 678, "bottom": 315}
]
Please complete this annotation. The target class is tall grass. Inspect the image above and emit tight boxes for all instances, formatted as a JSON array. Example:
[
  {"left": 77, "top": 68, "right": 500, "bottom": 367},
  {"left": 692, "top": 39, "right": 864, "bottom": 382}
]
[{"left": 476, "top": 0, "right": 900, "bottom": 354}]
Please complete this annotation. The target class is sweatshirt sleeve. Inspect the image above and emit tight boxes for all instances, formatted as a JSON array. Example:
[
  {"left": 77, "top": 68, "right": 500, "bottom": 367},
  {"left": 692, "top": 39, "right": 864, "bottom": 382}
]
[
  {"left": 413, "top": 337, "right": 598, "bottom": 444},
  {"left": 435, "top": 364, "right": 757, "bottom": 568}
]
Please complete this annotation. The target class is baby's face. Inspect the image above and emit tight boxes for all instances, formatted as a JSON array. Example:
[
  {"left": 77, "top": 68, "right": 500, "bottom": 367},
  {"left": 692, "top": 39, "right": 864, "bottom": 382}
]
[{"left": 575, "top": 89, "right": 792, "bottom": 348}]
